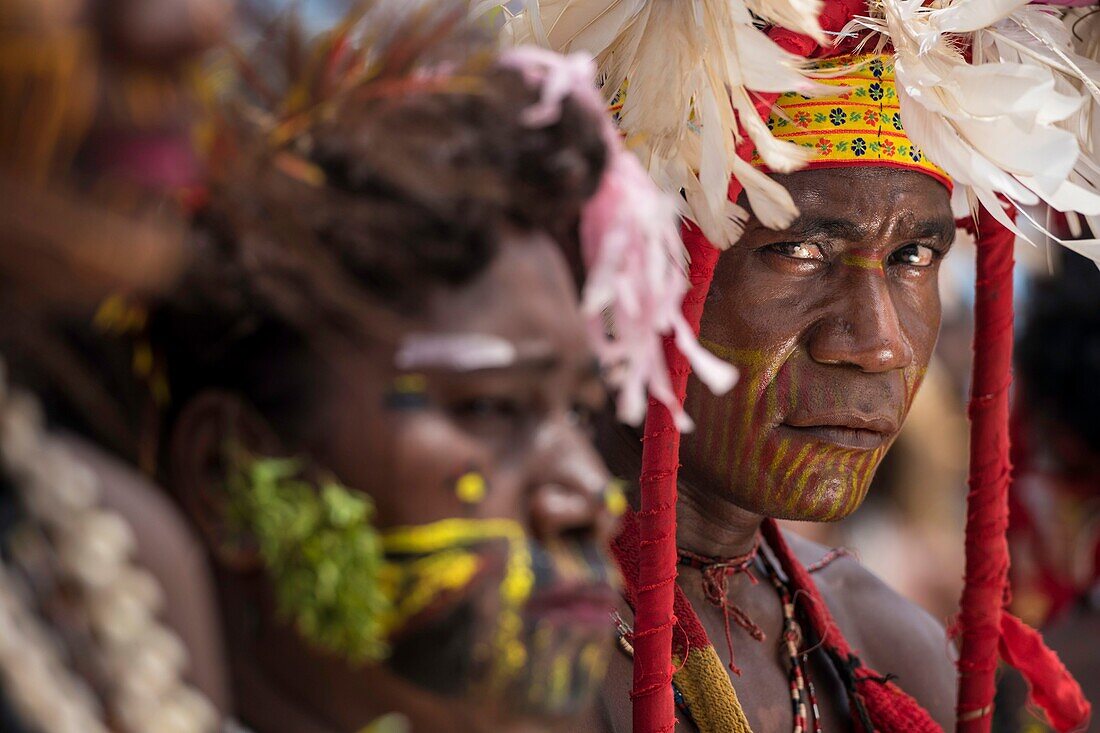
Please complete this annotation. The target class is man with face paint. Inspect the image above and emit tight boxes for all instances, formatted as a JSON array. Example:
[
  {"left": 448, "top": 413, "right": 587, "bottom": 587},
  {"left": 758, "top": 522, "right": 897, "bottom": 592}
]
[
  {"left": 501, "top": 1, "right": 1100, "bottom": 731},
  {"left": 594, "top": 54, "right": 960, "bottom": 733},
  {"left": 147, "top": 17, "right": 628, "bottom": 733}
]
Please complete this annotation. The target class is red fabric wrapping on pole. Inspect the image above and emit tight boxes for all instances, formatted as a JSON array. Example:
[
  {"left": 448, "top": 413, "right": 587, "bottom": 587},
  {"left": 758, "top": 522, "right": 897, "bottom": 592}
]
[
  {"left": 954, "top": 213, "right": 1090, "bottom": 732},
  {"left": 630, "top": 122, "right": 768, "bottom": 731},
  {"left": 956, "top": 205, "right": 1015, "bottom": 732},
  {"left": 631, "top": 223, "right": 721, "bottom": 733}
]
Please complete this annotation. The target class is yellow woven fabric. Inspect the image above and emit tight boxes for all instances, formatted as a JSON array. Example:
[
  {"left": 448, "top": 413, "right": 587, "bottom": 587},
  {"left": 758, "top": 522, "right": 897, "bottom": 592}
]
[
  {"left": 673, "top": 646, "right": 754, "bottom": 733},
  {"left": 751, "top": 53, "right": 951, "bottom": 190}
]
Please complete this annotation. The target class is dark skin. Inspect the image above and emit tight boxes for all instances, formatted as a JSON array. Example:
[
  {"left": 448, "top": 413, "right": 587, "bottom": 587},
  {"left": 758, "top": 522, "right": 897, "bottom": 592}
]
[
  {"left": 168, "top": 231, "right": 620, "bottom": 733},
  {"left": 597, "top": 168, "right": 959, "bottom": 732}
]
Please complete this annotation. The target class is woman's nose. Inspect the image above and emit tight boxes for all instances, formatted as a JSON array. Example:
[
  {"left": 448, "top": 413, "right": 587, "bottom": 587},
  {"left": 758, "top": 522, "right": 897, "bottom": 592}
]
[{"left": 526, "top": 420, "right": 617, "bottom": 547}]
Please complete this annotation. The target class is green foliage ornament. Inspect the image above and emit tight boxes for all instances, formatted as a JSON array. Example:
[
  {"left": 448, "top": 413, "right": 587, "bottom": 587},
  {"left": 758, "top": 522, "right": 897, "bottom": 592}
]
[{"left": 227, "top": 455, "right": 392, "bottom": 663}]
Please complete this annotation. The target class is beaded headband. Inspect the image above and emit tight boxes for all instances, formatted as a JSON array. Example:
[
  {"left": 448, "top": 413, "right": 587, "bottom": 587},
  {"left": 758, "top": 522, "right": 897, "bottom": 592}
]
[{"left": 750, "top": 53, "right": 952, "bottom": 192}]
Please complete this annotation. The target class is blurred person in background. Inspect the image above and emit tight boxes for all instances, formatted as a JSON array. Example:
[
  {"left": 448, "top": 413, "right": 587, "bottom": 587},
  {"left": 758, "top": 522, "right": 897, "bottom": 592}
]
[
  {"left": 995, "top": 246, "right": 1100, "bottom": 733},
  {"left": 0, "top": 1, "right": 703, "bottom": 731},
  {"left": 0, "top": 0, "right": 233, "bottom": 719}
]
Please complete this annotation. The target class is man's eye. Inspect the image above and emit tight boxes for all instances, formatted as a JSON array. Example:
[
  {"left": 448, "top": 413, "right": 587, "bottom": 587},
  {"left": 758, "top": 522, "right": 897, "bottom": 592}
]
[
  {"left": 770, "top": 242, "right": 825, "bottom": 261},
  {"left": 891, "top": 243, "right": 936, "bottom": 267}
]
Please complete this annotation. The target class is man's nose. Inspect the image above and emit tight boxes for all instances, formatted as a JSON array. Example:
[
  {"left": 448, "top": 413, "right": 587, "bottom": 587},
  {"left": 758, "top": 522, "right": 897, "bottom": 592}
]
[
  {"left": 525, "top": 418, "right": 617, "bottom": 547},
  {"left": 806, "top": 272, "right": 914, "bottom": 373}
]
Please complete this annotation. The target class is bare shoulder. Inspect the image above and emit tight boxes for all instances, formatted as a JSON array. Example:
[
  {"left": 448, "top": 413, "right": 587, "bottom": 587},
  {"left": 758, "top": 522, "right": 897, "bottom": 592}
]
[{"left": 782, "top": 530, "right": 957, "bottom": 730}]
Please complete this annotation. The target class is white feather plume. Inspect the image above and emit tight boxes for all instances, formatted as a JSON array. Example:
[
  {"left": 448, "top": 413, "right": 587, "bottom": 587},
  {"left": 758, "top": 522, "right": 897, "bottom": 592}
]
[
  {"left": 504, "top": 0, "right": 831, "bottom": 248},
  {"left": 845, "top": 0, "right": 1100, "bottom": 262}
]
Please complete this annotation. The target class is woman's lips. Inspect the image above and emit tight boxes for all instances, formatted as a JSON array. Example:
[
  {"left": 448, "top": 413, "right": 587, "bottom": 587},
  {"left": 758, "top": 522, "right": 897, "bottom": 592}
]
[
  {"left": 525, "top": 582, "right": 619, "bottom": 625},
  {"left": 778, "top": 420, "right": 894, "bottom": 450}
]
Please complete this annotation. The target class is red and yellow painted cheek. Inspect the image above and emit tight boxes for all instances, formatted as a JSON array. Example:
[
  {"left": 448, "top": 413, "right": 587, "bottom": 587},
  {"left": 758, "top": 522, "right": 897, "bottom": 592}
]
[
  {"left": 683, "top": 343, "right": 784, "bottom": 487},
  {"left": 683, "top": 341, "right": 812, "bottom": 512},
  {"left": 682, "top": 339, "right": 901, "bottom": 521}
]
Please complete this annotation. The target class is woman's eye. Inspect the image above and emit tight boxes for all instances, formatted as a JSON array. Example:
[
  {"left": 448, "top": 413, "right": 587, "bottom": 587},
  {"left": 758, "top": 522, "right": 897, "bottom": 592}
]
[
  {"left": 566, "top": 403, "right": 595, "bottom": 431},
  {"left": 451, "top": 396, "right": 521, "bottom": 422},
  {"left": 770, "top": 242, "right": 825, "bottom": 261},
  {"left": 891, "top": 243, "right": 936, "bottom": 267}
]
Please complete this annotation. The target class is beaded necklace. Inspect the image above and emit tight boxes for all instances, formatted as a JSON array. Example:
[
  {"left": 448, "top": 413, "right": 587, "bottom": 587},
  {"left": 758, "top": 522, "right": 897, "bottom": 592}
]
[
  {"left": 675, "top": 541, "right": 826, "bottom": 733},
  {"left": 758, "top": 550, "right": 823, "bottom": 733}
]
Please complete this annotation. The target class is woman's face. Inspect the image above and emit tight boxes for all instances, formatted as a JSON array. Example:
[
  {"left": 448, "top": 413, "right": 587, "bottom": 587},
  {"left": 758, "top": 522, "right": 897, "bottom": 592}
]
[{"left": 304, "top": 229, "right": 620, "bottom": 721}]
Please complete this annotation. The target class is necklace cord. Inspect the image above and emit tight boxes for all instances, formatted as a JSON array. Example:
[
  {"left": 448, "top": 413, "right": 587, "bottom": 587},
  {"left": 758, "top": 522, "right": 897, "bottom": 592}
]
[{"left": 677, "top": 536, "right": 765, "bottom": 675}]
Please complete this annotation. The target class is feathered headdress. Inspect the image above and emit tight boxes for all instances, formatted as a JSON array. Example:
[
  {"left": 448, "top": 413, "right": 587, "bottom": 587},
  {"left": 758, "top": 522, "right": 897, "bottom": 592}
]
[
  {"left": 502, "top": 0, "right": 1100, "bottom": 264},
  {"left": 501, "top": 0, "right": 834, "bottom": 247},
  {"left": 501, "top": 46, "right": 736, "bottom": 430},
  {"left": 842, "top": 0, "right": 1100, "bottom": 262}
]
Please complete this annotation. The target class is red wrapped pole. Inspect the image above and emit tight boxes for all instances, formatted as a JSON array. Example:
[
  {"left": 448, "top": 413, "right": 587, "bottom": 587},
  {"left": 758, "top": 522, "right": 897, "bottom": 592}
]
[
  {"left": 631, "top": 118, "right": 776, "bottom": 730},
  {"left": 956, "top": 207, "right": 1015, "bottom": 732},
  {"left": 955, "top": 208, "right": 1091, "bottom": 732},
  {"left": 631, "top": 224, "right": 720, "bottom": 733}
]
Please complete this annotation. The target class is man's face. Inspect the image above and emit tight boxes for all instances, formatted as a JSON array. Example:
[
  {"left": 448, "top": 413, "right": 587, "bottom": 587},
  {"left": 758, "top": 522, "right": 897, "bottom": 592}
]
[{"left": 681, "top": 167, "right": 955, "bottom": 521}]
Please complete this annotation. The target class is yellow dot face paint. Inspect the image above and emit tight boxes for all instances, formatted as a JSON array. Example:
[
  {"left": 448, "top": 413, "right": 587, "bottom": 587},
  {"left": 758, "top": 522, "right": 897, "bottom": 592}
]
[
  {"left": 454, "top": 471, "right": 487, "bottom": 504},
  {"left": 681, "top": 340, "right": 924, "bottom": 522},
  {"left": 604, "top": 479, "right": 628, "bottom": 517}
]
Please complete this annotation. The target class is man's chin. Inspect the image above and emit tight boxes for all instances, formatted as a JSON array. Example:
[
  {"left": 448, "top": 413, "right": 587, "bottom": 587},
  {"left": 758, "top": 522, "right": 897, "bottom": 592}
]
[{"left": 736, "top": 474, "right": 875, "bottom": 523}]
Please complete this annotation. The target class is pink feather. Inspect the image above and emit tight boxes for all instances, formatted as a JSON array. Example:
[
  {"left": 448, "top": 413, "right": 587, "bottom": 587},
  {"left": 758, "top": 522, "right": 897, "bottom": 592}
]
[{"left": 500, "top": 46, "right": 737, "bottom": 430}]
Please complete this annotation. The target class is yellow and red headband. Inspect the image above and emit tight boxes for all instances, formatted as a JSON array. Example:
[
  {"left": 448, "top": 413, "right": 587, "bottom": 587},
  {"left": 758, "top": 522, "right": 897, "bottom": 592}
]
[{"left": 751, "top": 53, "right": 952, "bottom": 192}]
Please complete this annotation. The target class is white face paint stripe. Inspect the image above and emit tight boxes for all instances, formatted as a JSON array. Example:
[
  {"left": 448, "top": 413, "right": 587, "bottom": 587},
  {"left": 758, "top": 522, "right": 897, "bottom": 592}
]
[{"left": 395, "top": 333, "right": 518, "bottom": 372}]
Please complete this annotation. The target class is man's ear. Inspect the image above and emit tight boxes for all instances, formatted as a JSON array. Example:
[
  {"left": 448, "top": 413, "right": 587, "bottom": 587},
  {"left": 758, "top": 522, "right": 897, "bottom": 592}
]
[{"left": 167, "top": 390, "right": 281, "bottom": 571}]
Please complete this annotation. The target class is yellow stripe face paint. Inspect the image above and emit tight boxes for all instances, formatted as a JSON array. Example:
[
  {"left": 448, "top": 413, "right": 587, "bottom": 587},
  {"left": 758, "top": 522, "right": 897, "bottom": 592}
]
[{"left": 682, "top": 340, "right": 922, "bottom": 522}]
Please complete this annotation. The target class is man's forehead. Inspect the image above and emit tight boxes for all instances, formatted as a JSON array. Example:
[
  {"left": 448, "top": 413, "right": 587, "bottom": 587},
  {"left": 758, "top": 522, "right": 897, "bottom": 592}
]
[
  {"left": 420, "top": 235, "right": 589, "bottom": 360},
  {"left": 786, "top": 167, "right": 949, "bottom": 204},
  {"left": 765, "top": 167, "right": 955, "bottom": 239}
]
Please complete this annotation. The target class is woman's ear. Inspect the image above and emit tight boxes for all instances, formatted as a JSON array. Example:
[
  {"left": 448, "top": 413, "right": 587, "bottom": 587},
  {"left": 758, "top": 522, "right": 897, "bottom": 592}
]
[{"left": 166, "top": 390, "right": 281, "bottom": 571}]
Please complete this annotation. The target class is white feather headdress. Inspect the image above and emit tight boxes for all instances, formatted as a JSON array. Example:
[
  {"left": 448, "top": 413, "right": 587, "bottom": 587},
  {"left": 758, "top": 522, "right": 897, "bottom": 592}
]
[
  {"left": 501, "top": 0, "right": 832, "bottom": 248},
  {"left": 843, "top": 0, "right": 1100, "bottom": 263}
]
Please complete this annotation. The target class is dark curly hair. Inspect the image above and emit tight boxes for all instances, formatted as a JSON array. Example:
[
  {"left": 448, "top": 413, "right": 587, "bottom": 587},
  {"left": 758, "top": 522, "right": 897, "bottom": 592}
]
[{"left": 151, "top": 11, "right": 608, "bottom": 442}]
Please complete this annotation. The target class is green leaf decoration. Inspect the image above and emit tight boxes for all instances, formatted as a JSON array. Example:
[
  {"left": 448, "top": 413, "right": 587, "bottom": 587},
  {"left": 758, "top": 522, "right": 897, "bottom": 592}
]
[{"left": 228, "top": 454, "right": 392, "bottom": 663}]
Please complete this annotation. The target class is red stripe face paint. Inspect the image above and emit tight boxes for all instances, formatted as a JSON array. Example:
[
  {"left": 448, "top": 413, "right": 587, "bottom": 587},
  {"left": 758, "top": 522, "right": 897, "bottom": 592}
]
[
  {"left": 682, "top": 340, "right": 924, "bottom": 522},
  {"left": 677, "top": 166, "right": 953, "bottom": 523}
]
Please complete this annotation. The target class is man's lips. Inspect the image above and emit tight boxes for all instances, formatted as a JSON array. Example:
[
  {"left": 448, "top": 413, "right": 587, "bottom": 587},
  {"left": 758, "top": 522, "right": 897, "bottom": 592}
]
[
  {"left": 525, "top": 582, "right": 619, "bottom": 625},
  {"left": 780, "top": 414, "right": 898, "bottom": 450}
]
